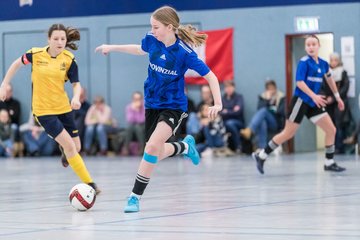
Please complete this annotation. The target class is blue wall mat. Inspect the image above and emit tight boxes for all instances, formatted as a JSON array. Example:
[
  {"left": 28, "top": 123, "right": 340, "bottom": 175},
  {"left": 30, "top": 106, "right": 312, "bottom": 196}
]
[{"left": 1, "top": 0, "right": 359, "bottom": 21}]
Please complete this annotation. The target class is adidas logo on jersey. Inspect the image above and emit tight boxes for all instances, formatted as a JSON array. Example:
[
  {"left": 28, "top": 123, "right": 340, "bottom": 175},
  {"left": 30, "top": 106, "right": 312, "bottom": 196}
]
[{"left": 160, "top": 54, "right": 166, "bottom": 60}]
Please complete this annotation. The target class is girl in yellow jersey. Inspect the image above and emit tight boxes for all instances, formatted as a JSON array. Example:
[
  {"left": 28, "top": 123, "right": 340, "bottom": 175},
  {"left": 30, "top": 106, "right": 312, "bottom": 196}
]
[{"left": 0, "top": 24, "right": 100, "bottom": 194}]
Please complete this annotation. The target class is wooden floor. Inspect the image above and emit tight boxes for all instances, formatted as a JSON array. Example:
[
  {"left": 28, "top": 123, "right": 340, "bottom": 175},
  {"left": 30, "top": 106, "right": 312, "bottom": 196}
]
[{"left": 0, "top": 152, "right": 359, "bottom": 240}]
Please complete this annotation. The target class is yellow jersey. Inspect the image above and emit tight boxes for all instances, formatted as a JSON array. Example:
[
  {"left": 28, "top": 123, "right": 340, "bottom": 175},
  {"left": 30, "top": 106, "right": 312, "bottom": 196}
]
[{"left": 21, "top": 46, "right": 79, "bottom": 116}]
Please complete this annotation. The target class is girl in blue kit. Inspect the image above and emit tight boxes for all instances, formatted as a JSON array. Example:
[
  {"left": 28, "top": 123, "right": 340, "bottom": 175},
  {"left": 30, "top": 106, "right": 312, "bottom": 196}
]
[
  {"left": 252, "top": 35, "right": 346, "bottom": 174},
  {"left": 96, "top": 6, "right": 222, "bottom": 212}
]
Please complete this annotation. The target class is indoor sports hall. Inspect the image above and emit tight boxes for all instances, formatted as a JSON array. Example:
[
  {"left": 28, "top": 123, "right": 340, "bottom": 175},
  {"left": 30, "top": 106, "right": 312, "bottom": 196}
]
[{"left": 0, "top": 1, "right": 359, "bottom": 239}]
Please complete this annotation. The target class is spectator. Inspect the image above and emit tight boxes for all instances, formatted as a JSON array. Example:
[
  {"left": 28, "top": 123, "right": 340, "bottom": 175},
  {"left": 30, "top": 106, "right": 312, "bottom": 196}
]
[
  {"left": 196, "top": 104, "right": 229, "bottom": 156},
  {"left": 220, "top": 80, "right": 244, "bottom": 152},
  {"left": 0, "top": 84, "right": 21, "bottom": 153},
  {"left": 0, "top": 109, "right": 13, "bottom": 157},
  {"left": 343, "top": 122, "right": 360, "bottom": 149},
  {"left": 196, "top": 85, "right": 214, "bottom": 111},
  {"left": 186, "top": 85, "right": 214, "bottom": 135},
  {"left": 240, "top": 80, "right": 285, "bottom": 149},
  {"left": 0, "top": 84, "right": 21, "bottom": 126},
  {"left": 123, "top": 91, "right": 145, "bottom": 156},
  {"left": 321, "top": 52, "right": 351, "bottom": 153},
  {"left": 74, "top": 88, "right": 91, "bottom": 147},
  {"left": 83, "top": 96, "right": 117, "bottom": 155},
  {"left": 20, "top": 112, "right": 56, "bottom": 156}
]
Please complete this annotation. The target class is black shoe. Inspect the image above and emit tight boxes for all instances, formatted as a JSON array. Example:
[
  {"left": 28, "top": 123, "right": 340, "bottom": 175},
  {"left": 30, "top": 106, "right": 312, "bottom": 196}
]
[
  {"left": 59, "top": 145, "right": 69, "bottom": 168},
  {"left": 324, "top": 163, "right": 346, "bottom": 172},
  {"left": 29, "top": 151, "right": 40, "bottom": 157},
  {"left": 88, "top": 182, "right": 101, "bottom": 195},
  {"left": 252, "top": 152, "right": 265, "bottom": 174}
]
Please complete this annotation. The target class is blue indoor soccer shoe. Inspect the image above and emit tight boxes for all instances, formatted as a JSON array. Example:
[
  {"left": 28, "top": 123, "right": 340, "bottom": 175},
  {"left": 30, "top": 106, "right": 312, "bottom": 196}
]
[
  {"left": 124, "top": 196, "right": 140, "bottom": 213},
  {"left": 183, "top": 135, "right": 200, "bottom": 165}
]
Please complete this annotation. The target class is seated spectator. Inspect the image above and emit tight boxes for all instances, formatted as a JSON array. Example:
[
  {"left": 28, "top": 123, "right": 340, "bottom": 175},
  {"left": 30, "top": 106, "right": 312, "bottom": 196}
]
[
  {"left": 240, "top": 80, "right": 285, "bottom": 149},
  {"left": 321, "top": 53, "right": 351, "bottom": 153},
  {"left": 83, "top": 96, "right": 117, "bottom": 155},
  {"left": 123, "top": 91, "right": 145, "bottom": 156},
  {"left": 343, "top": 122, "right": 359, "bottom": 146},
  {"left": 73, "top": 88, "right": 91, "bottom": 147},
  {"left": 20, "top": 112, "right": 56, "bottom": 156},
  {"left": 187, "top": 85, "right": 214, "bottom": 135},
  {"left": 0, "top": 84, "right": 21, "bottom": 155},
  {"left": 195, "top": 104, "right": 229, "bottom": 156},
  {"left": 0, "top": 109, "right": 13, "bottom": 157},
  {"left": 220, "top": 80, "right": 244, "bottom": 153}
]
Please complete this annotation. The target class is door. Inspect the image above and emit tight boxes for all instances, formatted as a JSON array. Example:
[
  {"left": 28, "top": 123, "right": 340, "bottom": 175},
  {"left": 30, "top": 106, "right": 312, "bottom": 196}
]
[{"left": 285, "top": 33, "right": 334, "bottom": 153}]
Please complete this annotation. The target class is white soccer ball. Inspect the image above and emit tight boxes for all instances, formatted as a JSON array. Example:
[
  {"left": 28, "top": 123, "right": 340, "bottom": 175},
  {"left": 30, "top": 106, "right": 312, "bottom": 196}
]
[{"left": 69, "top": 183, "right": 96, "bottom": 211}]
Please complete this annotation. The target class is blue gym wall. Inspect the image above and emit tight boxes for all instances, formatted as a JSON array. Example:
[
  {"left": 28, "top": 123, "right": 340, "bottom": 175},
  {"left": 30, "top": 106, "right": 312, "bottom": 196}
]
[{"left": 0, "top": 2, "right": 359, "bottom": 151}]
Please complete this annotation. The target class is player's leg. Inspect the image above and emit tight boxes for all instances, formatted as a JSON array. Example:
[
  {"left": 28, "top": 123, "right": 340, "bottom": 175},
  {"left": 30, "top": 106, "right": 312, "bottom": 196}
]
[
  {"left": 59, "top": 135, "right": 80, "bottom": 167},
  {"left": 253, "top": 120, "right": 300, "bottom": 174},
  {"left": 124, "top": 121, "right": 173, "bottom": 213},
  {"left": 252, "top": 96, "right": 303, "bottom": 174},
  {"left": 313, "top": 113, "right": 346, "bottom": 172},
  {"left": 55, "top": 130, "right": 100, "bottom": 194},
  {"left": 58, "top": 112, "right": 82, "bottom": 167},
  {"left": 156, "top": 111, "right": 200, "bottom": 164},
  {"left": 37, "top": 114, "right": 100, "bottom": 194}
]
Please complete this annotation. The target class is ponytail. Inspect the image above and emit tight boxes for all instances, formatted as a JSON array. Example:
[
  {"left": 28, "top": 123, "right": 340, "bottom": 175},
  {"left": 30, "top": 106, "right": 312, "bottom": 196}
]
[
  {"left": 177, "top": 24, "right": 207, "bottom": 47},
  {"left": 65, "top": 27, "right": 80, "bottom": 50}
]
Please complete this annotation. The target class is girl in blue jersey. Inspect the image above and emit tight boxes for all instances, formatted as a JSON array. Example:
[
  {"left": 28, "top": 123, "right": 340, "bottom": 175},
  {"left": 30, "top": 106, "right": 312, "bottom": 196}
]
[
  {"left": 96, "top": 6, "right": 222, "bottom": 212},
  {"left": 252, "top": 35, "right": 346, "bottom": 174}
]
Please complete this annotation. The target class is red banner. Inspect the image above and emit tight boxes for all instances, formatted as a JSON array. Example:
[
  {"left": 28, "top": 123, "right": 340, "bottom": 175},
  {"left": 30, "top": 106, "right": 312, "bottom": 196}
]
[{"left": 185, "top": 28, "right": 234, "bottom": 85}]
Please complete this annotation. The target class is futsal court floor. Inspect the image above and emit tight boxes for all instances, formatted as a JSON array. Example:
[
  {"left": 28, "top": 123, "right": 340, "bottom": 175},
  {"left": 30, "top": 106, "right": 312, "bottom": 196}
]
[{"left": 0, "top": 152, "right": 359, "bottom": 240}]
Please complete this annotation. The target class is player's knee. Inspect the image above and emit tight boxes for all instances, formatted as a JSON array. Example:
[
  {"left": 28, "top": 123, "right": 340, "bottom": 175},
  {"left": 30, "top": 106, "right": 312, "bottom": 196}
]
[
  {"left": 61, "top": 140, "right": 77, "bottom": 154},
  {"left": 76, "top": 143, "right": 81, "bottom": 153},
  {"left": 144, "top": 142, "right": 159, "bottom": 156},
  {"left": 327, "top": 125, "right": 336, "bottom": 136}
]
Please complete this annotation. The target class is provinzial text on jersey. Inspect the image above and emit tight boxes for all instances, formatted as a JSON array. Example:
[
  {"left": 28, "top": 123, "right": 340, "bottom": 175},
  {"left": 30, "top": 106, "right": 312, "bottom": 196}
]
[{"left": 149, "top": 63, "right": 178, "bottom": 76}]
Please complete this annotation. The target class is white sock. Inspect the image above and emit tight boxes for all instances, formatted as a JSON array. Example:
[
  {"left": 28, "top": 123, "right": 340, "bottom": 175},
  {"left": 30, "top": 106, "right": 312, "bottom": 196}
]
[
  {"left": 258, "top": 149, "right": 268, "bottom": 160},
  {"left": 325, "top": 159, "right": 335, "bottom": 166},
  {"left": 182, "top": 142, "right": 189, "bottom": 154},
  {"left": 130, "top": 192, "right": 141, "bottom": 200}
]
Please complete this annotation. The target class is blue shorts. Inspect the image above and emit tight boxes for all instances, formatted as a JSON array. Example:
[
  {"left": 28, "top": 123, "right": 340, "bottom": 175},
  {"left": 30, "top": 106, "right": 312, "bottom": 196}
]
[{"left": 35, "top": 111, "right": 79, "bottom": 139}]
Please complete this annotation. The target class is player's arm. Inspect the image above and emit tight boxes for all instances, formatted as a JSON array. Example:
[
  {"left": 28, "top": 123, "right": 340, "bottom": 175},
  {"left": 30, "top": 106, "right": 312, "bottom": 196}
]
[
  {"left": 296, "top": 81, "right": 327, "bottom": 108},
  {"left": 0, "top": 57, "right": 23, "bottom": 101},
  {"left": 70, "top": 82, "right": 82, "bottom": 110},
  {"left": 324, "top": 72, "right": 345, "bottom": 111},
  {"left": 203, "top": 71, "right": 223, "bottom": 120},
  {"left": 67, "top": 59, "right": 82, "bottom": 110},
  {"left": 95, "top": 44, "right": 146, "bottom": 56},
  {"left": 72, "top": 82, "right": 81, "bottom": 101}
]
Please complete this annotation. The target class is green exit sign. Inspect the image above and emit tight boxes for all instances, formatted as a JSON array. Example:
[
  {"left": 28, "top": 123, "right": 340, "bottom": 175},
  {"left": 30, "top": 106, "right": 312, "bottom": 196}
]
[{"left": 295, "top": 17, "right": 319, "bottom": 33}]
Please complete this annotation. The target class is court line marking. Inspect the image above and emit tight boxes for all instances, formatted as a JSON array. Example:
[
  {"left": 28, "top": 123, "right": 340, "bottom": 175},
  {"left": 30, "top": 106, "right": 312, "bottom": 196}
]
[{"left": 1, "top": 191, "right": 359, "bottom": 237}]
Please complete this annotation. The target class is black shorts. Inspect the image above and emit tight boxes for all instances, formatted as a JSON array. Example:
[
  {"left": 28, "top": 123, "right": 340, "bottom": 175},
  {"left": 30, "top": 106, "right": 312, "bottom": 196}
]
[
  {"left": 287, "top": 96, "right": 327, "bottom": 124},
  {"left": 145, "top": 109, "right": 188, "bottom": 142},
  {"left": 35, "top": 111, "right": 79, "bottom": 139}
]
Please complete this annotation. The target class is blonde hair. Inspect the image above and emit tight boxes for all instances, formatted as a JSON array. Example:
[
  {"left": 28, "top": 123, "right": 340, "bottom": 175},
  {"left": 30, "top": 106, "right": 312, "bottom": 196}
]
[
  {"left": 330, "top": 52, "right": 343, "bottom": 66},
  {"left": 152, "top": 6, "right": 207, "bottom": 47}
]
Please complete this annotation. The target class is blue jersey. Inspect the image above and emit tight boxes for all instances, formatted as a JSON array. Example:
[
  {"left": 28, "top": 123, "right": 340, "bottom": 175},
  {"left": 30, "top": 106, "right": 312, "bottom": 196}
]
[
  {"left": 295, "top": 55, "right": 329, "bottom": 107},
  {"left": 141, "top": 32, "right": 210, "bottom": 112}
]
